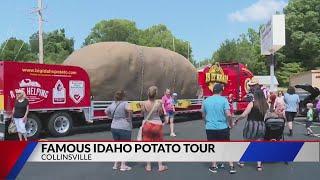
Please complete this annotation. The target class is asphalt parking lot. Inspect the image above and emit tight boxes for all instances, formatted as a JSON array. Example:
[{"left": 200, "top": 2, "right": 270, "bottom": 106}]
[{"left": 18, "top": 116, "right": 320, "bottom": 180}]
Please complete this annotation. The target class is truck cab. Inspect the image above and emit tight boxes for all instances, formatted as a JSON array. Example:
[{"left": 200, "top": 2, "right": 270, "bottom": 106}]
[
  {"left": 198, "top": 62, "right": 253, "bottom": 112},
  {"left": 0, "top": 61, "right": 91, "bottom": 139}
]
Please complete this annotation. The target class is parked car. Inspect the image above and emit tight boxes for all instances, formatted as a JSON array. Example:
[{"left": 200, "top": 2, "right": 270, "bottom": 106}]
[
  {"left": 296, "top": 92, "right": 310, "bottom": 116},
  {"left": 295, "top": 84, "right": 320, "bottom": 117}
]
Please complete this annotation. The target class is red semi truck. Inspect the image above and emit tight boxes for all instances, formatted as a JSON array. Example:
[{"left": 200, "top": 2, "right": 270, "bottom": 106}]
[
  {"left": 0, "top": 61, "right": 253, "bottom": 140},
  {"left": 198, "top": 62, "right": 253, "bottom": 113}
]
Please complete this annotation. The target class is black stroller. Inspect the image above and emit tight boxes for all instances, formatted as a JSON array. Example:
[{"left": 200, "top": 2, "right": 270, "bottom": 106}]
[{"left": 264, "top": 116, "right": 286, "bottom": 141}]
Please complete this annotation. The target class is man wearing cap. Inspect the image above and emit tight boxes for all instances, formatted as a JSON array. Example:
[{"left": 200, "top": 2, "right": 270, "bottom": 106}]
[
  {"left": 247, "top": 78, "right": 261, "bottom": 102},
  {"left": 202, "top": 83, "right": 236, "bottom": 174}
]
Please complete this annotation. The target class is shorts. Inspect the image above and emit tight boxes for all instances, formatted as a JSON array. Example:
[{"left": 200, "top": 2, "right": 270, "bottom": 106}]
[
  {"left": 13, "top": 118, "right": 26, "bottom": 134},
  {"left": 165, "top": 110, "right": 174, "bottom": 118},
  {"left": 206, "top": 128, "right": 230, "bottom": 141},
  {"left": 285, "top": 112, "right": 297, "bottom": 122},
  {"left": 142, "top": 122, "right": 163, "bottom": 141},
  {"left": 111, "top": 128, "right": 132, "bottom": 141},
  {"left": 306, "top": 121, "right": 312, "bottom": 128}
]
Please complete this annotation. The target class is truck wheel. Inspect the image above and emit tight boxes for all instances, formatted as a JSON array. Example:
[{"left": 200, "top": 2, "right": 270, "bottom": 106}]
[
  {"left": 48, "top": 112, "right": 73, "bottom": 137},
  {"left": 26, "top": 114, "right": 42, "bottom": 139}
]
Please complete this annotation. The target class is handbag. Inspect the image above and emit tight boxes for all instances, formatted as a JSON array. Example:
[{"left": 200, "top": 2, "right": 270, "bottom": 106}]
[
  {"left": 8, "top": 121, "right": 17, "bottom": 134},
  {"left": 111, "top": 102, "right": 123, "bottom": 119},
  {"left": 137, "top": 101, "right": 158, "bottom": 141}
]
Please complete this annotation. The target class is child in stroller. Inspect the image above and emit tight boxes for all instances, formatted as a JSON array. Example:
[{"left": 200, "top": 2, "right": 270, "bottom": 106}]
[{"left": 264, "top": 104, "right": 286, "bottom": 141}]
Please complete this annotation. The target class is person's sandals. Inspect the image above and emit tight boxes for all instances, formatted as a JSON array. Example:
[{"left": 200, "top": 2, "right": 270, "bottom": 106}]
[
  {"left": 158, "top": 165, "right": 168, "bottom": 172},
  {"left": 209, "top": 166, "right": 218, "bottom": 173},
  {"left": 257, "top": 166, "right": 263, "bottom": 172},
  {"left": 145, "top": 166, "right": 152, "bottom": 172},
  {"left": 237, "top": 162, "right": 245, "bottom": 168},
  {"left": 112, "top": 164, "right": 119, "bottom": 170},
  {"left": 229, "top": 166, "right": 237, "bottom": 174},
  {"left": 120, "top": 166, "right": 132, "bottom": 171}
]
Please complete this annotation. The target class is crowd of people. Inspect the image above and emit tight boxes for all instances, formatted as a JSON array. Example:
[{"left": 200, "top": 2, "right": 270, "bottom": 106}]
[
  {"left": 9, "top": 76, "right": 317, "bottom": 174},
  {"left": 104, "top": 86, "right": 175, "bottom": 172},
  {"left": 103, "top": 77, "right": 318, "bottom": 173}
]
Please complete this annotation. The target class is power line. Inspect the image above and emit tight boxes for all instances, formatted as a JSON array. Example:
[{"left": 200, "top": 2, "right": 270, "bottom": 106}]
[{"left": 14, "top": 42, "right": 25, "bottom": 61}]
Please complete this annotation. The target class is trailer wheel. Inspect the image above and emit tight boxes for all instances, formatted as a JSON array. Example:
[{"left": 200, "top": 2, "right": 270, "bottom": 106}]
[
  {"left": 26, "top": 114, "right": 42, "bottom": 139},
  {"left": 48, "top": 112, "right": 73, "bottom": 137}
]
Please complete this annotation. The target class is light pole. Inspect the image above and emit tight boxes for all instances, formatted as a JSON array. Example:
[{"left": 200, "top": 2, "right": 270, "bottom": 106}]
[{"left": 37, "top": 0, "right": 44, "bottom": 64}]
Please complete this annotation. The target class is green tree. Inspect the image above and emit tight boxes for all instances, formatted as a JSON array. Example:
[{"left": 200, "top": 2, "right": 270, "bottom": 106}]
[
  {"left": 0, "top": 37, "right": 36, "bottom": 62},
  {"left": 212, "top": 28, "right": 268, "bottom": 75},
  {"left": 130, "top": 24, "right": 192, "bottom": 59},
  {"left": 283, "top": 0, "right": 320, "bottom": 69},
  {"left": 30, "top": 29, "right": 74, "bottom": 64},
  {"left": 213, "top": 39, "right": 238, "bottom": 62},
  {"left": 277, "top": 62, "right": 305, "bottom": 86},
  {"left": 197, "top": 58, "right": 212, "bottom": 68},
  {"left": 83, "top": 19, "right": 138, "bottom": 45},
  {"left": 84, "top": 20, "right": 193, "bottom": 61}
]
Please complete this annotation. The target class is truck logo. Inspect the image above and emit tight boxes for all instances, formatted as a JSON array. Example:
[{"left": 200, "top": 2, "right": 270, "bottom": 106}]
[
  {"left": 53, "top": 80, "right": 66, "bottom": 104},
  {"left": 19, "top": 79, "right": 41, "bottom": 88},
  {"left": 11, "top": 79, "right": 49, "bottom": 104},
  {"left": 244, "top": 78, "right": 251, "bottom": 93},
  {"left": 69, "top": 80, "right": 85, "bottom": 104},
  {"left": 205, "top": 63, "right": 228, "bottom": 91}
]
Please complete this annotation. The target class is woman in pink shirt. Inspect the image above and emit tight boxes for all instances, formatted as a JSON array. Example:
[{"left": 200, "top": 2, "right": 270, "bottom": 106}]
[
  {"left": 162, "top": 89, "right": 176, "bottom": 137},
  {"left": 275, "top": 91, "right": 285, "bottom": 110}
]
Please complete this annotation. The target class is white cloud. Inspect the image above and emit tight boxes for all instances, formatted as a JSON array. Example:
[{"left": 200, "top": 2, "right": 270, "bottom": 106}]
[{"left": 228, "top": 0, "right": 287, "bottom": 22}]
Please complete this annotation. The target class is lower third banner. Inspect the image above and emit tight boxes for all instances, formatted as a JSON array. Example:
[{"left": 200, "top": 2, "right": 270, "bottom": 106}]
[
  {"left": 0, "top": 141, "right": 319, "bottom": 178},
  {"left": 27, "top": 142, "right": 319, "bottom": 162}
]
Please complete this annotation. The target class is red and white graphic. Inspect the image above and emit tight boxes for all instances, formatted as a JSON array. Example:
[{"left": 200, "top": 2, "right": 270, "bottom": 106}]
[
  {"left": 10, "top": 79, "right": 49, "bottom": 104},
  {"left": 69, "top": 80, "right": 85, "bottom": 104},
  {"left": 53, "top": 80, "right": 66, "bottom": 104}
]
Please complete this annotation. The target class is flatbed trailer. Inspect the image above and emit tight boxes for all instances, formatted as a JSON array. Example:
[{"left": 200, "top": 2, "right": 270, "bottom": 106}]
[{"left": 0, "top": 61, "right": 202, "bottom": 139}]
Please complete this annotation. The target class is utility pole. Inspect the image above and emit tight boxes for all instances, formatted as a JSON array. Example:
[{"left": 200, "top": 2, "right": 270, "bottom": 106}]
[
  {"left": 270, "top": 53, "right": 275, "bottom": 92},
  {"left": 172, "top": 38, "right": 175, "bottom": 52},
  {"left": 187, "top": 41, "right": 190, "bottom": 60},
  {"left": 37, "top": 0, "right": 44, "bottom": 64}
]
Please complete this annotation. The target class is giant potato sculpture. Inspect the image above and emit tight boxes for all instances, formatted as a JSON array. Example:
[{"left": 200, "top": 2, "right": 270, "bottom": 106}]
[{"left": 64, "top": 42, "right": 198, "bottom": 100}]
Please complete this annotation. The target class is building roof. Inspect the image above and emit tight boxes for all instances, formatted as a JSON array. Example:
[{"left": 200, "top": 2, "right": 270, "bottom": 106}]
[
  {"left": 290, "top": 70, "right": 320, "bottom": 80},
  {"left": 254, "top": 76, "right": 279, "bottom": 86}
]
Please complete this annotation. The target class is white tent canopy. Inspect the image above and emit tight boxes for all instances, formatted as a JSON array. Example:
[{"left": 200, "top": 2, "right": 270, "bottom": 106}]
[{"left": 255, "top": 76, "right": 279, "bottom": 90}]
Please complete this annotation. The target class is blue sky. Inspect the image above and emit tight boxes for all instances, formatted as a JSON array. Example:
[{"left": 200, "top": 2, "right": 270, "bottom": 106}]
[{"left": 0, "top": 0, "right": 287, "bottom": 61}]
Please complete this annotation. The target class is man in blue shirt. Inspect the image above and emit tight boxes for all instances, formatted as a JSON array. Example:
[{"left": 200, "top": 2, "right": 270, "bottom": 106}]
[{"left": 202, "top": 83, "right": 236, "bottom": 174}]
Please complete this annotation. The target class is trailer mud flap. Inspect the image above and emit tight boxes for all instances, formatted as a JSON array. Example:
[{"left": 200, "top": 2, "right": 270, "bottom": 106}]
[{"left": 83, "top": 108, "right": 93, "bottom": 123}]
